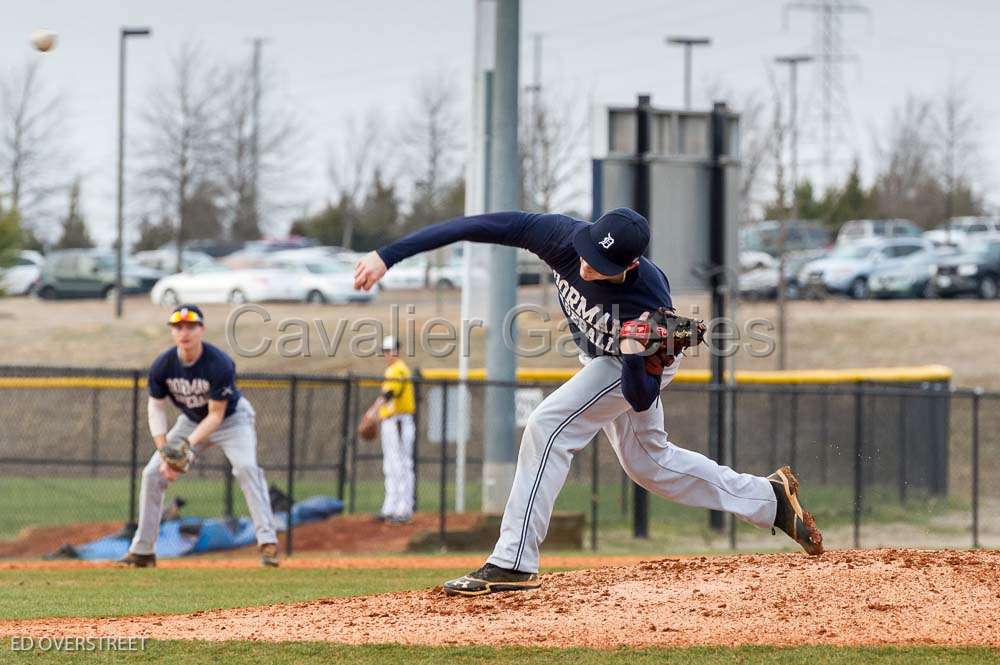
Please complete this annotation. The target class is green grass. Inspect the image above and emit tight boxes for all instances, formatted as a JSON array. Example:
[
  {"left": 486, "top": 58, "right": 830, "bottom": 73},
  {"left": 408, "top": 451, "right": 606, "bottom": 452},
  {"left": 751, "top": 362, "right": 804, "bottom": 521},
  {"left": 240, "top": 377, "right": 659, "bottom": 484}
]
[
  {"left": 0, "top": 643, "right": 995, "bottom": 664},
  {"left": 0, "top": 474, "right": 969, "bottom": 553},
  {"left": 0, "top": 567, "right": 469, "bottom": 621}
]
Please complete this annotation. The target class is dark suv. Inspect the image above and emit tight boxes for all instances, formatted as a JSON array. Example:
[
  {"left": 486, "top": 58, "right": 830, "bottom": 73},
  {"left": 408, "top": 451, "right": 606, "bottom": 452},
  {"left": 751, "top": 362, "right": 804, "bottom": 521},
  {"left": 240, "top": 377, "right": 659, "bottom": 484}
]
[
  {"left": 932, "top": 238, "right": 1000, "bottom": 299},
  {"left": 34, "top": 250, "right": 161, "bottom": 300}
]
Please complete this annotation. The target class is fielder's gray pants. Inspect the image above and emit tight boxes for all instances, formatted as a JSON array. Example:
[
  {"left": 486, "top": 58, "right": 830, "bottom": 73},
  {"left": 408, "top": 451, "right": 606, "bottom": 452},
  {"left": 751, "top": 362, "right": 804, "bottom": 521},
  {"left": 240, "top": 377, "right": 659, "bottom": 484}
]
[
  {"left": 487, "top": 356, "right": 778, "bottom": 573},
  {"left": 130, "top": 398, "right": 278, "bottom": 555}
]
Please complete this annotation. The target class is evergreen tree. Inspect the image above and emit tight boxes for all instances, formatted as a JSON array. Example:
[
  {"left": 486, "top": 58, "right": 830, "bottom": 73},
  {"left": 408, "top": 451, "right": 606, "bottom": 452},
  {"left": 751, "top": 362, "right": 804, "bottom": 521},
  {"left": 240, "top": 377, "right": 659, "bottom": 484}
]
[{"left": 54, "top": 179, "right": 94, "bottom": 249}]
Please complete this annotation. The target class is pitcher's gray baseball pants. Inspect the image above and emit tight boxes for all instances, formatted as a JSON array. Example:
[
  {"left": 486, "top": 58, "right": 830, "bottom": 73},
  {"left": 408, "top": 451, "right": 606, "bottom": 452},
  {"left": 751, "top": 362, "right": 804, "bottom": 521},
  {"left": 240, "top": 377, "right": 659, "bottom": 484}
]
[
  {"left": 130, "top": 397, "right": 277, "bottom": 555},
  {"left": 487, "top": 356, "right": 777, "bottom": 573}
]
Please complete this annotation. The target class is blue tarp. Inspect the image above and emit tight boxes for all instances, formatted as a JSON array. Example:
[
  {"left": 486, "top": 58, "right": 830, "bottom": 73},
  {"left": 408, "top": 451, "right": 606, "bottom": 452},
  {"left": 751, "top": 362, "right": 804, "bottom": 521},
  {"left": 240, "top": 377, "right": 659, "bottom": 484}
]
[{"left": 68, "top": 495, "right": 343, "bottom": 561}]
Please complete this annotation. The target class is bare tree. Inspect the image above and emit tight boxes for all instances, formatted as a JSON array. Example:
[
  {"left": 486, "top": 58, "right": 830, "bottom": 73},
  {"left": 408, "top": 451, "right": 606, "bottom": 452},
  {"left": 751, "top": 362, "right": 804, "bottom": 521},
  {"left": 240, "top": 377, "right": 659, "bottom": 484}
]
[
  {"left": 399, "top": 72, "right": 464, "bottom": 225},
  {"left": 520, "top": 89, "right": 588, "bottom": 213},
  {"left": 215, "top": 51, "right": 298, "bottom": 243},
  {"left": 327, "top": 111, "right": 383, "bottom": 248},
  {"left": 0, "top": 60, "right": 64, "bottom": 236},
  {"left": 138, "top": 43, "right": 220, "bottom": 271},
  {"left": 932, "top": 80, "right": 982, "bottom": 220},
  {"left": 871, "top": 94, "right": 942, "bottom": 226},
  {"left": 705, "top": 78, "right": 774, "bottom": 223}
]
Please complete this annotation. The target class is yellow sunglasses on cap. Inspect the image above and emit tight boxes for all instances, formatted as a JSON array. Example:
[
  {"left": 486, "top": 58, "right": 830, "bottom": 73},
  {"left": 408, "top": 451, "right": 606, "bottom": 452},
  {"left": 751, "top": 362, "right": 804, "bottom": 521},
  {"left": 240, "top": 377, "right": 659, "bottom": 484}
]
[{"left": 168, "top": 309, "right": 203, "bottom": 324}]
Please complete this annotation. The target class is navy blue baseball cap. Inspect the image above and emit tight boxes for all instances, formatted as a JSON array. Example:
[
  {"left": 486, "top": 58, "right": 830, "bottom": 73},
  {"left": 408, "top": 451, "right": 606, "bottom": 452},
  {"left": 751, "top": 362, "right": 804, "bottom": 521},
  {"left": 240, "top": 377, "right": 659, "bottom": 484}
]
[{"left": 572, "top": 208, "right": 651, "bottom": 276}]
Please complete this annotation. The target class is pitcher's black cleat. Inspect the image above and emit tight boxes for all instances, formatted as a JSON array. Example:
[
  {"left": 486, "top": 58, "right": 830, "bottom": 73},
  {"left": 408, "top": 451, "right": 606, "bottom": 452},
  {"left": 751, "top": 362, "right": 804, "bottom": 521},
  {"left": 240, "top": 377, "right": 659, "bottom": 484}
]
[
  {"left": 118, "top": 552, "right": 156, "bottom": 568},
  {"left": 443, "top": 563, "right": 541, "bottom": 596},
  {"left": 768, "top": 465, "right": 824, "bottom": 556}
]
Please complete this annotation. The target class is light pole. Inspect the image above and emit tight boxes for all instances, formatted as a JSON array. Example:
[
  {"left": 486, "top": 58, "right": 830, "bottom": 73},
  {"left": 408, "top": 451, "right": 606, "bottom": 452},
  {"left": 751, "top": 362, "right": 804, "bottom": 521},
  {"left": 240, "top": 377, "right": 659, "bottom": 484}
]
[
  {"left": 666, "top": 36, "right": 711, "bottom": 109},
  {"left": 115, "top": 27, "right": 151, "bottom": 319},
  {"left": 774, "top": 54, "right": 812, "bottom": 370}
]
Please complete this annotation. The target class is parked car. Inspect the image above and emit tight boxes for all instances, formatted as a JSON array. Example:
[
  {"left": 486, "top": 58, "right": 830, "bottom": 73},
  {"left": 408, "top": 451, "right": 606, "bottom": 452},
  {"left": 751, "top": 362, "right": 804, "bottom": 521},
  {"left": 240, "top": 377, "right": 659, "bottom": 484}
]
[
  {"left": 923, "top": 217, "right": 1000, "bottom": 250},
  {"left": 869, "top": 246, "right": 957, "bottom": 299},
  {"left": 932, "top": 237, "right": 1000, "bottom": 299},
  {"left": 740, "top": 220, "right": 831, "bottom": 257},
  {"left": 34, "top": 250, "right": 161, "bottom": 300},
  {"left": 739, "top": 250, "right": 779, "bottom": 273},
  {"left": 150, "top": 263, "right": 302, "bottom": 305},
  {"left": 264, "top": 256, "right": 376, "bottom": 304},
  {"left": 799, "top": 238, "right": 931, "bottom": 299},
  {"left": 0, "top": 250, "right": 44, "bottom": 295},
  {"left": 836, "top": 218, "right": 921, "bottom": 245},
  {"left": 133, "top": 248, "right": 216, "bottom": 274},
  {"left": 739, "top": 249, "right": 827, "bottom": 300}
]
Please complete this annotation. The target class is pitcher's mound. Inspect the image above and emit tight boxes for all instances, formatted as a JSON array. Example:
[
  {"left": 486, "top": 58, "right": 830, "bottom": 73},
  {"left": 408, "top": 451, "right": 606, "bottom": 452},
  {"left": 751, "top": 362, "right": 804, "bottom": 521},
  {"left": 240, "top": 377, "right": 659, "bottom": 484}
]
[{"left": 5, "top": 549, "right": 999, "bottom": 647}]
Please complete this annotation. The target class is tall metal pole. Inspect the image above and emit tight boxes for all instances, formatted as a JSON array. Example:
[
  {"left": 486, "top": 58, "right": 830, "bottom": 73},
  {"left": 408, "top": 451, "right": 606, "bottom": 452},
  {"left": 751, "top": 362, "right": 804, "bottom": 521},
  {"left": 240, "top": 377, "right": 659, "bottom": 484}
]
[
  {"left": 115, "top": 27, "right": 151, "bottom": 319},
  {"left": 632, "top": 94, "right": 652, "bottom": 539},
  {"left": 774, "top": 55, "right": 812, "bottom": 370},
  {"left": 250, "top": 38, "right": 263, "bottom": 234},
  {"left": 666, "top": 37, "right": 711, "bottom": 110},
  {"left": 482, "top": 0, "right": 520, "bottom": 513},
  {"left": 708, "top": 101, "right": 729, "bottom": 532}
]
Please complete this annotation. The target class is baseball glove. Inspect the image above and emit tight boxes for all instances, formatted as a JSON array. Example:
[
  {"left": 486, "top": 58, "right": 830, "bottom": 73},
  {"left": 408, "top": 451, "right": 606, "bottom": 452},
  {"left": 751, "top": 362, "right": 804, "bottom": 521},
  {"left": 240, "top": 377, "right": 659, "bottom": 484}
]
[
  {"left": 159, "top": 437, "right": 194, "bottom": 474},
  {"left": 357, "top": 403, "right": 380, "bottom": 441},
  {"left": 619, "top": 307, "right": 707, "bottom": 375}
]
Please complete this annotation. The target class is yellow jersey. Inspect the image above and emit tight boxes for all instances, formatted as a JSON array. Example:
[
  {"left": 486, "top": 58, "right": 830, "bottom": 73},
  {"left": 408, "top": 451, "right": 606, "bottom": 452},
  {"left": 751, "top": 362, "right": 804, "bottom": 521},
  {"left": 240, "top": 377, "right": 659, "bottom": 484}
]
[{"left": 378, "top": 360, "right": 415, "bottom": 419}]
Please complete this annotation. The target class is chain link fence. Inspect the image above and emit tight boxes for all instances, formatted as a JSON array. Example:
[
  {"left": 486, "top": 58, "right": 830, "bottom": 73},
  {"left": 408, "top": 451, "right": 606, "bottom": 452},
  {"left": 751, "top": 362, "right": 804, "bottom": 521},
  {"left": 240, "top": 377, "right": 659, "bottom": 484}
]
[{"left": 0, "top": 365, "right": 994, "bottom": 558}]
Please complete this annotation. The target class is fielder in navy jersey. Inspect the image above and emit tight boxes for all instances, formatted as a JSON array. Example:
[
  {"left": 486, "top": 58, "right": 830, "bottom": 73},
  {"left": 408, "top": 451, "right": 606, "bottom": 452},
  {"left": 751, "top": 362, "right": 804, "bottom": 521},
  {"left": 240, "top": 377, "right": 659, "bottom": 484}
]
[
  {"left": 354, "top": 208, "right": 823, "bottom": 596},
  {"left": 119, "top": 304, "right": 280, "bottom": 568}
]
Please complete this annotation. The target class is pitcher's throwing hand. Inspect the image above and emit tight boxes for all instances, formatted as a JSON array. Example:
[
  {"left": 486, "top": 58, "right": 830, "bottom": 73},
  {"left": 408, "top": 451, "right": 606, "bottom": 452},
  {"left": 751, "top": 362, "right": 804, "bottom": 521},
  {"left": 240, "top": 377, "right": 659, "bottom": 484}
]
[{"left": 354, "top": 251, "right": 387, "bottom": 291}]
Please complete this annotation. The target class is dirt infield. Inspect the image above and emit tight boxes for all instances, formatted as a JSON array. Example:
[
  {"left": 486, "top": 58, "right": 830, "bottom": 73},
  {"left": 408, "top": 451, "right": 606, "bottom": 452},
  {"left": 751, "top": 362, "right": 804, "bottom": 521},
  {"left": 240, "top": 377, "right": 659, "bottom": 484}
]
[{"left": 2, "top": 548, "right": 998, "bottom": 647}]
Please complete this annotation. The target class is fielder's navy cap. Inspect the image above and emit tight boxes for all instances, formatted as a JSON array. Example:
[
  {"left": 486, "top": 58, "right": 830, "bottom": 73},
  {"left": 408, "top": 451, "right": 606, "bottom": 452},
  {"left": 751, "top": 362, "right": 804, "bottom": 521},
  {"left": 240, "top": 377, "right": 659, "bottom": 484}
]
[
  {"left": 572, "top": 207, "right": 651, "bottom": 276},
  {"left": 168, "top": 304, "right": 205, "bottom": 326}
]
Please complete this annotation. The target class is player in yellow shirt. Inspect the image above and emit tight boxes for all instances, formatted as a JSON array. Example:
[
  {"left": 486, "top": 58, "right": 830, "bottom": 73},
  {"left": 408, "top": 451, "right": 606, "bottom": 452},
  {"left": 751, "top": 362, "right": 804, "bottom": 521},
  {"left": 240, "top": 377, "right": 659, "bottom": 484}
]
[{"left": 372, "top": 336, "right": 415, "bottom": 524}]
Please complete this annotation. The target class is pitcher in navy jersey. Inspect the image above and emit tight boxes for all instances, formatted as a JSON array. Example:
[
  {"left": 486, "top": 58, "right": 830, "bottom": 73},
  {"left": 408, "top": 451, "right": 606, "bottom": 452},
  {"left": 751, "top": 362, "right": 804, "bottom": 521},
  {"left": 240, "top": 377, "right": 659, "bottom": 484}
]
[
  {"left": 354, "top": 208, "right": 823, "bottom": 596},
  {"left": 119, "top": 305, "right": 280, "bottom": 568}
]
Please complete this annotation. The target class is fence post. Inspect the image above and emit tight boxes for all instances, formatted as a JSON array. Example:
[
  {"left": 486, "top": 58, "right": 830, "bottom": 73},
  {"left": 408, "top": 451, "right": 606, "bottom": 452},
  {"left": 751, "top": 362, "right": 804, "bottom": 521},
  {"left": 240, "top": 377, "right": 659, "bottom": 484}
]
[
  {"left": 439, "top": 382, "right": 449, "bottom": 550},
  {"left": 820, "top": 387, "right": 829, "bottom": 484},
  {"left": 349, "top": 376, "right": 361, "bottom": 514},
  {"left": 412, "top": 371, "right": 422, "bottom": 512},
  {"left": 286, "top": 375, "right": 298, "bottom": 557},
  {"left": 224, "top": 461, "right": 234, "bottom": 518},
  {"left": 337, "top": 376, "right": 352, "bottom": 503},
  {"left": 729, "top": 384, "right": 738, "bottom": 551},
  {"left": 853, "top": 383, "right": 864, "bottom": 549},
  {"left": 90, "top": 387, "right": 100, "bottom": 477},
  {"left": 789, "top": 390, "right": 798, "bottom": 472},
  {"left": 128, "top": 370, "right": 140, "bottom": 525},
  {"left": 591, "top": 431, "right": 599, "bottom": 551},
  {"left": 897, "top": 393, "right": 907, "bottom": 505},
  {"left": 972, "top": 389, "right": 981, "bottom": 549}
]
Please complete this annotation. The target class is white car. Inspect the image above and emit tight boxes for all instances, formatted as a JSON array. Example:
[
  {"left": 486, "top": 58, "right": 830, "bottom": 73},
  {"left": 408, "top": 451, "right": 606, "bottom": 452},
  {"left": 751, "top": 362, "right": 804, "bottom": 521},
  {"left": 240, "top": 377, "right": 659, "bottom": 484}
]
[
  {"left": 150, "top": 263, "right": 302, "bottom": 305},
  {"left": 265, "top": 256, "right": 376, "bottom": 304},
  {"left": 133, "top": 249, "right": 216, "bottom": 274},
  {"left": 380, "top": 255, "right": 429, "bottom": 289},
  {"left": 1, "top": 250, "right": 44, "bottom": 295}
]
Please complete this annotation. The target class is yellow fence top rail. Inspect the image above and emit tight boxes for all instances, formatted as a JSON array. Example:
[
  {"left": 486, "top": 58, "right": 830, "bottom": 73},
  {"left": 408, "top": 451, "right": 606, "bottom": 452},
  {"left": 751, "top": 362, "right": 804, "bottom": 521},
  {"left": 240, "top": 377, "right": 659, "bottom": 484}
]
[{"left": 0, "top": 364, "right": 952, "bottom": 390}]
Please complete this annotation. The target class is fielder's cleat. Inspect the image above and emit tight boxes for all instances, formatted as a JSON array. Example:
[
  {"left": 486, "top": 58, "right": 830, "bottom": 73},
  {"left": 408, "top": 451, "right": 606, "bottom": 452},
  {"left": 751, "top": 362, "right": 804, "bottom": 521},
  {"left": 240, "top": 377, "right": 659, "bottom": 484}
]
[
  {"left": 118, "top": 552, "right": 156, "bottom": 568},
  {"left": 259, "top": 543, "right": 280, "bottom": 568},
  {"left": 768, "top": 465, "right": 824, "bottom": 556},
  {"left": 443, "top": 563, "right": 540, "bottom": 597}
]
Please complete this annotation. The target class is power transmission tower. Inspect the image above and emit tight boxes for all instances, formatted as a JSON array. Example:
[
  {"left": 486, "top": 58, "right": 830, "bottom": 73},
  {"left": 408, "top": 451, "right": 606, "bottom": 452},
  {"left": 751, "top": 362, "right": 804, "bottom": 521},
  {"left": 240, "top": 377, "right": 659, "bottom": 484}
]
[{"left": 784, "top": 0, "right": 869, "bottom": 181}]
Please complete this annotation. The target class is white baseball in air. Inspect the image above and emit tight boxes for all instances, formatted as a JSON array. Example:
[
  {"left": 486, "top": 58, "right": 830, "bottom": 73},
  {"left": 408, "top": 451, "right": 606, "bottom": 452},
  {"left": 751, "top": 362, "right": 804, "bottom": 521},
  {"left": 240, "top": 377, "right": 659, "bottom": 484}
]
[{"left": 31, "top": 29, "right": 57, "bottom": 52}]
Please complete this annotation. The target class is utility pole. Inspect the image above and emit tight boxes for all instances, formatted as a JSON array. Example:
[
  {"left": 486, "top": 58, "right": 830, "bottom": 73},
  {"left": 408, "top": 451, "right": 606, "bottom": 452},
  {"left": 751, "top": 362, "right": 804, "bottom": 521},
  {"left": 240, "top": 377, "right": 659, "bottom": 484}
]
[
  {"left": 773, "top": 55, "right": 813, "bottom": 371},
  {"left": 114, "top": 27, "right": 151, "bottom": 319},
  {"left": 665, "top": 36, "right": 711, "bottom": 109},
  {"left": 483, "top": 0, "right": 520, "bottom": 514},
  {"left": 250, "top": 38, "right": 263, "bottom": 238}
]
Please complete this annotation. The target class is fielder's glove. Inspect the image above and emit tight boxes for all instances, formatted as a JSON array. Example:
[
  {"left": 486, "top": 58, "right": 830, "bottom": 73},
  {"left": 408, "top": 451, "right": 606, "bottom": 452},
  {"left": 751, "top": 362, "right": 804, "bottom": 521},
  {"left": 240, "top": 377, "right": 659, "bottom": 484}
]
[
  {"left": 159, "top": 437, "right": 194, "bottom": 474},
  {"left": 619, "top": 307, "right": 707, "bottom": 375}
]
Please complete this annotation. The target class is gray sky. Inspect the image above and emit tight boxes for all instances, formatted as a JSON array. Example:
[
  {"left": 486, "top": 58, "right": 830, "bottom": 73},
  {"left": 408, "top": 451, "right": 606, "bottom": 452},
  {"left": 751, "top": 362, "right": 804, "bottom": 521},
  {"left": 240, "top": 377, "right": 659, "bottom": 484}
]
[{"left": 4, "top": 0, "right": 999, "bottom": 246}]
